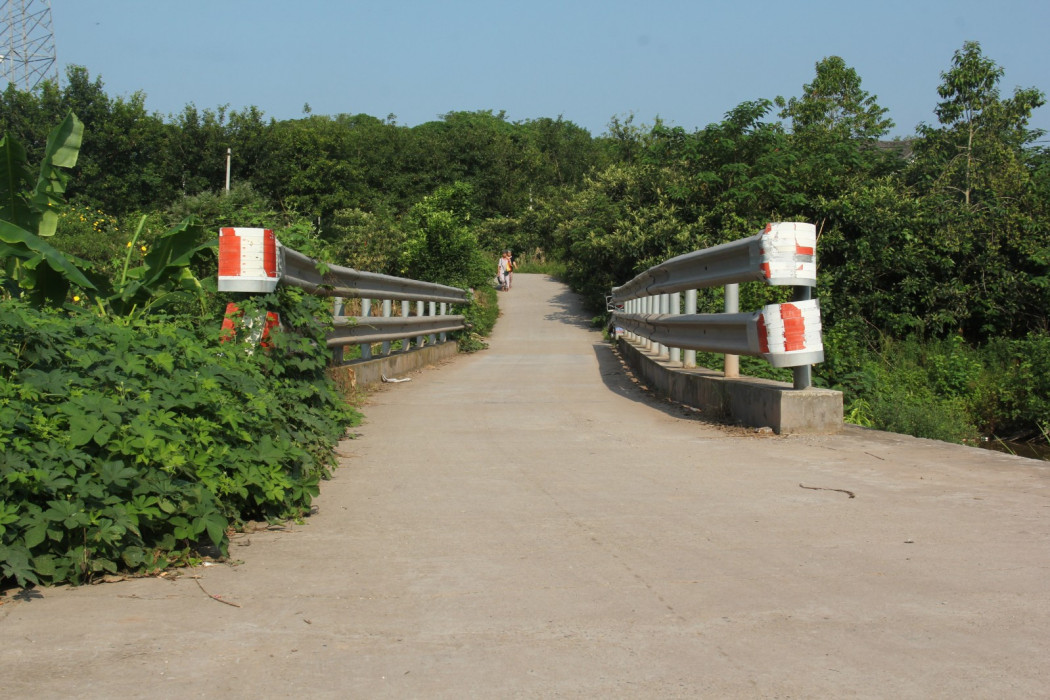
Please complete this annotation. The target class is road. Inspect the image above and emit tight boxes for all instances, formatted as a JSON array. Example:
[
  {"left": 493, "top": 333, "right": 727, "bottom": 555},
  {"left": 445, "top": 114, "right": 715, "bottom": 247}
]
[{"left": 2, "top": 273, "right": 1048, "bottom": 698}]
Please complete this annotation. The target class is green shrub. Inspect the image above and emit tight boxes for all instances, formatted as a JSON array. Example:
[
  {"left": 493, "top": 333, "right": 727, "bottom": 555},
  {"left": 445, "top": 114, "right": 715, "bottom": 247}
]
[
  {"left": 971, "top": 332, "right": 1050, "bottom": 439},
  {"left": 0, "top": 289, "right": 358, "bottom": 587}
]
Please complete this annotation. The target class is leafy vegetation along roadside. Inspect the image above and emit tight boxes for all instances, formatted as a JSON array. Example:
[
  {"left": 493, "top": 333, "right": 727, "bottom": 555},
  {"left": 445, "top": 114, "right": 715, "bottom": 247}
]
[
  {"left": 1, "top": 115, "right": 360, "bottom": 588},
  {"left": 0, "top": 292, "right": 358, "bottom": 588}
]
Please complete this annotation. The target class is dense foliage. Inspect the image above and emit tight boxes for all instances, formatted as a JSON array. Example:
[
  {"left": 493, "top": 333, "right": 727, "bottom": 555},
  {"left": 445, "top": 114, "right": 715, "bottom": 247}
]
[
  {"left": 0, "top": 115, "right": 358, "bottom": 588},
  {"left": 0, "top": 39, "right": 1048, "bottom": 589},
  {"left": 0, "top": 292, "right": 358, "bottom": 587}
]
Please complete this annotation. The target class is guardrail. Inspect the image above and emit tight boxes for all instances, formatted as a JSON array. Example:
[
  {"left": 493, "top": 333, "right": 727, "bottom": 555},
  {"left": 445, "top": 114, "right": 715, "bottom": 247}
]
[
  {"left": 217, "top": 227, "right": 470, "bottom": 364},
  {"left": 609, "top": 222, "right": 823, "bottom": 389}
]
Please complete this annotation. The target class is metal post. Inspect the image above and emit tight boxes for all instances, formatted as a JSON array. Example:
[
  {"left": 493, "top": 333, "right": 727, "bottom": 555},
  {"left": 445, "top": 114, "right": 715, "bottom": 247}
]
[
  {"left": 439, "top": 302, "right": 448, "bottom": 342},
  {"left": 647, "top": 295, "right": 658, "bottom": 354},
  {"left": 401, "top": 300, "right": 411, "bottom": 352},
  {"left": 724, "top": 283, "right": 739, "bottom": 378},
  {"left": 360, "top": 299, "right": 373, "bottom": 360},
  {"left": 792, "top": 286, "right": 813, "bottom": 389},
  {"left": 658, "top": 293, "right": 671, "bottom": 359},
  {"left": 428, "top": 301, "right": 437, "bottom": 345},
  {"left": 415, "top": 301, "right": 425, "bottom": 347},
  {"left": 381, "top": 299, "right": 392, "bottom": 356},
  {"left": 669, "top": 291, "right": 681, "bottom": 364},
  {"left": 225, "top": 148, "right": 231, "bottom": 192},
  {"left": 331, "top": 297, "right": 344, "bottom": 365},
  {"left": 683, "top": 289, "right": 697, "bottom": 368}
]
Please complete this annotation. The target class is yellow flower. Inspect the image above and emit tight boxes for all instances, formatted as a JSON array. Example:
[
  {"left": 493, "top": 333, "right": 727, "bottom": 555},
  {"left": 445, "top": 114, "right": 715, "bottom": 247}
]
[
  {"left": 126, "top": 241, "right": 132, "bottom": 248},
  {"left": 73, "top": 295, "right": 81, "bottom": 302},
  {"left": 140, "top": 245, "right": 147, "bottom": 253}
]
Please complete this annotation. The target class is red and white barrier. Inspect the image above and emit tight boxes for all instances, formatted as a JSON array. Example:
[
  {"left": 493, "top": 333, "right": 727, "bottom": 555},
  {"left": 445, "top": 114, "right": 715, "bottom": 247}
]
[
  {"left": 218, "top": 227, "right": 281, "bottom": 293},
  {"left": 756, "top": 298, "right": 823, "bottom": 365},
  {"left": 758, "top": 222, "right": 816, "bottom": 284}
]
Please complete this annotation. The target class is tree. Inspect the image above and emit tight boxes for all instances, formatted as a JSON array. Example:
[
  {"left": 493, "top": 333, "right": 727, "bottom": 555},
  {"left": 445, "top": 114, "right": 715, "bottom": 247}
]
[
  {"left": 907, "top": 41, "right": 1048, "bottom": 338},
  {"left": 778, "top": 56, "right": 893, "bottom": 142},
  {"left": 776, "top": 57, "right": 896, "bottom": 208},
  {"left": 400, "top": 182, "right": 489, "bottom": 289},
  {"left": 914, "top": 40, "right": 1045, "bottom": 207}
]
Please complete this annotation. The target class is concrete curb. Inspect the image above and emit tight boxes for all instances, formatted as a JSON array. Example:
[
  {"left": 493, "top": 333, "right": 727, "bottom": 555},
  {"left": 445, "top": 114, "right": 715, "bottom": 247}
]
[
  {"left": 327, "top": 340, "right": 460, "bottom": 391},
  {"left": 617, "top": 336, "right": 842, "bottom": 434}
]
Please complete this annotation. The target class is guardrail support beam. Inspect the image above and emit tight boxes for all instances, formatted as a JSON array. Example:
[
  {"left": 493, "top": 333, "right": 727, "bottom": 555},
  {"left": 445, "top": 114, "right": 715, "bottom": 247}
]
[
  {"left": 724, "top": 283, "right": 739, "bottom": 378},
  {"left": 792, "top": 286, "right": 813, "bottom": 389},
  {"left": 683, "top": 290, "right": 697, "bottom": 368}
]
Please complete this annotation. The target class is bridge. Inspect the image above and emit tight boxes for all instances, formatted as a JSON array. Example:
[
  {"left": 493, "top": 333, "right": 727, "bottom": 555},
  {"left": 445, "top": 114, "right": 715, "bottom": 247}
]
[{"left": 2, "top": 274, "right": 1048, "bottom": 697}]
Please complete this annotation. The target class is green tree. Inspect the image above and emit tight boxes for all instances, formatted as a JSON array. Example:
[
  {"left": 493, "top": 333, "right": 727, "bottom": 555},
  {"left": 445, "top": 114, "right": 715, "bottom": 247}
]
[
  {"left": 908, "top": 41, "right": 1047, "bottom": 337},
  {"left": 776, "top": 56, "right": 897, "bottom": 214},
  {"left": 400, "top": 182, "right": 488, "bottom": 289},
  {"left": 916, "top": 40, "right": 1045, "bottom": 207}
]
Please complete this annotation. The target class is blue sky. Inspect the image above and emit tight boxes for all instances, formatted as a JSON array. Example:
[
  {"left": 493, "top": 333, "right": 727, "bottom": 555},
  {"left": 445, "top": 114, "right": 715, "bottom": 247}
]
[{"left": 50, "top": 0, "right": 1050, "bottom": 140}]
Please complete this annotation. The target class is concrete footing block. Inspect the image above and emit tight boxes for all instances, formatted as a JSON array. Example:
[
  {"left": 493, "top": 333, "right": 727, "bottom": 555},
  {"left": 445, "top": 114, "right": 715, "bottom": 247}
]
[
  {"left": 617, "top": 338, "right": 842, "bottom": 434},
  {"left": 327, "top": 341, "right": 460, "bottom": 392}
]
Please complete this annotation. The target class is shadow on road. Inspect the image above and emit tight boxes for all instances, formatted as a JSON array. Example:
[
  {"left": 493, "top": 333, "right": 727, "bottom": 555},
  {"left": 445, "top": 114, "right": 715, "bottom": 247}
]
[
  {"left": 592, "top": 340, "right": 725, "bottom": 427},
  {"left": 542, "top": 284, "right": 597, "bottom": 330}
]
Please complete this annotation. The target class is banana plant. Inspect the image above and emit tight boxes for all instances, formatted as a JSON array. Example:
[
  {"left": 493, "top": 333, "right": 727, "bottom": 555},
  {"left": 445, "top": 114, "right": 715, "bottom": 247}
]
[
  {"left": 0, "top": 112, "right": 97, "bottom": 305},
  {"left": 1, "top": 112, "right": 215, "bottom": 315},
  {"left": 99, "top": 214, "right": 215, "bottom": 318}
]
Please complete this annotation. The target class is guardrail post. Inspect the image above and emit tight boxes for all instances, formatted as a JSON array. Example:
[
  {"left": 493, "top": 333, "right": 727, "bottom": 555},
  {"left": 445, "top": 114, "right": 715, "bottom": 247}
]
[
  {"left": 332, "top": 297, "right": 345, "bottom": 365},
  {"left": 428, "top": 301, "right": 437, "bottom": 345},
  {"left": 724, "top": 283, "right": 739, "bottom": 378},
  {"left": 669, "top": 292, "right": 681, "bottom": 364},
  {"left": 646, "top": 293, "right": 655, "bottom": 352},
  {"left": 683, "top": 289, "right": 697, "bottom": 368},
  {"left": 439, "top": 302, "right": 448, "bottom": 343},
  {"left": 416, "top": 301, "right": 425, "bottom": 347},
  {"left": 401, "top": 300, "right": 411, "bottom": 352},
  {"left": 381, "top": 299, "right": 392, "bottom": 356},
  {"left": 624, "top": 298, "right": 632, "bottom": 341},
  {"left": 792, "top": 286, "right": 813, "bottom": 389},
  {"left": 658, "top": 293, "right": 670, "bottom": 359},
  {"left": 360, "top": 298, "right": 373, "bottom": 360}
]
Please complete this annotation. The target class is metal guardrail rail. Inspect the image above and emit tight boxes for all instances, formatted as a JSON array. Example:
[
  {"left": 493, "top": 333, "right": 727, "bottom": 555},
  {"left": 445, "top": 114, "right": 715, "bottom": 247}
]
[
  {"left": 217, "top": 227, "right": 470, "bottom": 362},
  {"left": 281, "top": 247, "right": 469, "bottom": 305},
  {"left": 611, "top": 221, "right": 816, "bottom": 302},
  {"left": 610, "top": 222, "right": 823, "bottom": 386}
]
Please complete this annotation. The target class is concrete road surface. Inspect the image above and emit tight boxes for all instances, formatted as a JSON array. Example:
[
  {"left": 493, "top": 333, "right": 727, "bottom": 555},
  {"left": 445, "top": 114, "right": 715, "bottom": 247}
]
[{"left": 2, "top": 273, "right": 1048, "bottom": 698}]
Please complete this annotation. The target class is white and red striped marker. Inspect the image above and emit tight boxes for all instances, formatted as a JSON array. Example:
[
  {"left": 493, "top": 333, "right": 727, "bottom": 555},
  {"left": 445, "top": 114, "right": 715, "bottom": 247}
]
[
  {"left": 218, "top": 227, "right": 281, "bottom": 293},
  {"left": 758, "top": 222, "right": 816, "bottom": 284},
  {"left": 756, "top": 298, "right": 823, "bottom": 362}
]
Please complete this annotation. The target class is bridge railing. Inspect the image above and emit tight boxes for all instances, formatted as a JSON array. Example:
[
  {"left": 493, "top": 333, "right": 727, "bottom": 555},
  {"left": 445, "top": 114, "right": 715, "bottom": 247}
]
[
  {"left": 609, "top": 222, "right": 823, "bottom": 389},
  {"left": 217, "top": 227, "right": 470, "bottom": 364}
]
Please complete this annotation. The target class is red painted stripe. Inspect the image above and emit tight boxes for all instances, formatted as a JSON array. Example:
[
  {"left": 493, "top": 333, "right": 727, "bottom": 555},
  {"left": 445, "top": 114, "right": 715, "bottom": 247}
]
[
  {"left": 760, "top": 262, "right": 771, "bottom": 279},
  {"left": 757, "top": 313, "right": 769, "bottom": 353},
  {"left": 780, "top": 303, "right": 806, "bottom": 351},
  {"left": 261, "top": 311, "right": 281, "bottom": 348},
  {"left": 218, "top": 228, "right": 241, "bottom": 277},
  {"left": 220, "top": 302, "right": 241, "bottom": 343},
  {"left": 263, "top": 229, "right": 277, "bottom": 277},
  {"left": 795, "top": 244, "right": 814, "bottom": 256}
]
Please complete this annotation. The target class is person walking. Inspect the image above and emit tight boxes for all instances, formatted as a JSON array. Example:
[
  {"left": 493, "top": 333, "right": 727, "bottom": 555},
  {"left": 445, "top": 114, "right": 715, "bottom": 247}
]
[
  {"left": 497, "top": 250, "right": 511, "bottom": 291},
  {"left": 505, "top": 250, "right": 516, "bottom": 290}
]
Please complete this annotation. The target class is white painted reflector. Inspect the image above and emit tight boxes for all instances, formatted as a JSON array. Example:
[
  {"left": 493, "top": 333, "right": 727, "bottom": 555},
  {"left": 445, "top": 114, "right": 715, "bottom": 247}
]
[{"left": 759, "top": 222, "right": 817, "bottom": 285}]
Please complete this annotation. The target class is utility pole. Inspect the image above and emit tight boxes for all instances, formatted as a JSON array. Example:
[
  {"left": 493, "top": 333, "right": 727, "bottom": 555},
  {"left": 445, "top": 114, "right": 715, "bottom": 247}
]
[
  {"left": 0, "top": 0, "right": 58, "bottom": 91},
  {"left": 225, "top": 148, "right": 231, "bottom": 192}
]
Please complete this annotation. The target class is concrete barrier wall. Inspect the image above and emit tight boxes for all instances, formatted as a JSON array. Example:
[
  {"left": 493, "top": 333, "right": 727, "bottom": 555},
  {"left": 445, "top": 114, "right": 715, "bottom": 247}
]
[
  {"left": 327, "top": 341, "right": 459, "bottom": 392},
  {"left": 617, "top": 337, "right": 842, "bottom": 434}
]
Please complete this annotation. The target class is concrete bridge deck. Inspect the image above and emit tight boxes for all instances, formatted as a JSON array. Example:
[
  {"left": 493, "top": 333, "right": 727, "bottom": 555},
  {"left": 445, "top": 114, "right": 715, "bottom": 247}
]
[{"left": 2, "top": 273, "right": 1048, "bottom": 698}]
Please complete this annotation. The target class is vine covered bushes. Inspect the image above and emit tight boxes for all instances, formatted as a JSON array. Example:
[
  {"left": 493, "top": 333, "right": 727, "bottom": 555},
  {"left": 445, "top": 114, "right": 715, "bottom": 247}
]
[{"left": 0, "top": 290, "right": 359, "bottom": 587}]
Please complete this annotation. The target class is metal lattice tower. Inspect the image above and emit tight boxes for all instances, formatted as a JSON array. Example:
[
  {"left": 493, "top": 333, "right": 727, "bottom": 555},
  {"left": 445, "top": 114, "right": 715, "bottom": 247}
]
[{"left": 0, "top": 0, "right": 58, "bottom": 91}]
